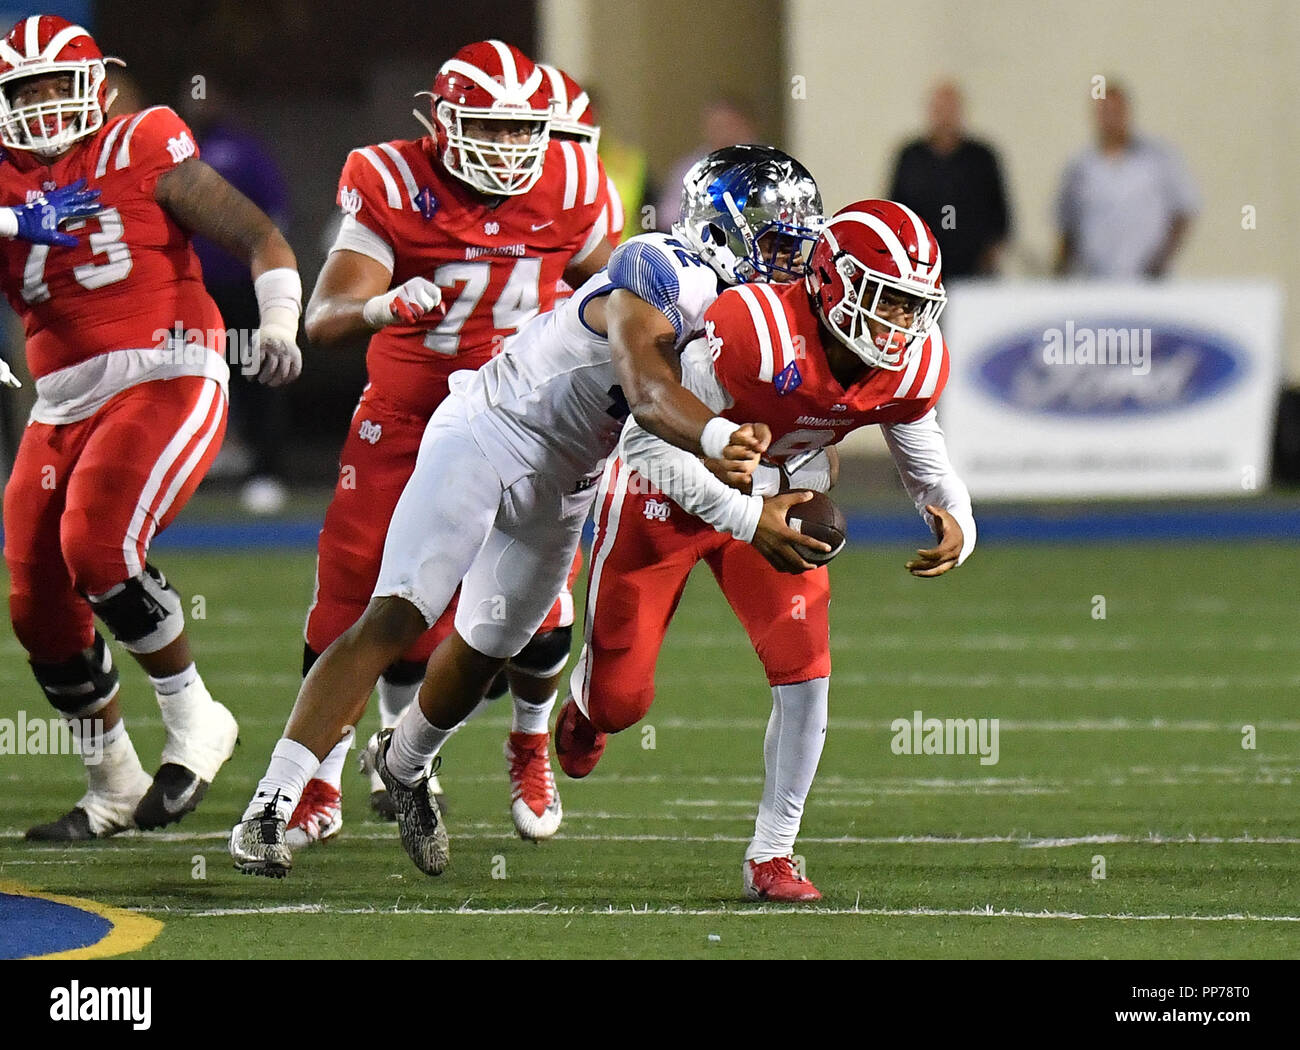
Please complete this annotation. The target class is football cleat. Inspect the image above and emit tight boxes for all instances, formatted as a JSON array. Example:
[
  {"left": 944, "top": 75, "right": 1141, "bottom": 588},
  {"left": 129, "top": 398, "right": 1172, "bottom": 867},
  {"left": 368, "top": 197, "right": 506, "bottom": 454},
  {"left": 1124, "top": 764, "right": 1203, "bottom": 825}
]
[
  {"left": 367, "top": 729, "right": 449, "bottom": 876},
  {"left": 554, "top": 698, "right": 606, "bottom": 779},
  {"left": 506, "top": 731, "right": 562, "bottom": 841},
  {"left": 743, "top": 857, "right": 822, "bottom": 902},
  {"left": 286, "top": 778, "right": 343, "bottom": 847},
  {"left": 228, "top": 794, "right": 292, "bottom": 878},
  {"left": 26, "top": 772, "right": 152, "bottom": 841},
  {"left": 135, "top": 693, "right": 239, "bottom": 830},
  {"left": 359, "top": 731, "right": 446, "bottom": 820}
]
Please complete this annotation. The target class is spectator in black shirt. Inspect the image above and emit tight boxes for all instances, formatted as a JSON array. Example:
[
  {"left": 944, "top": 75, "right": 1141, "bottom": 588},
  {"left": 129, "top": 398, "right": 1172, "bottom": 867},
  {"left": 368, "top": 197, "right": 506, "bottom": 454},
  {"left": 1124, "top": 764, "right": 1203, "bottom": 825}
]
[{"left": 889, "top": 81, "right": 1011, "bottom": 277}]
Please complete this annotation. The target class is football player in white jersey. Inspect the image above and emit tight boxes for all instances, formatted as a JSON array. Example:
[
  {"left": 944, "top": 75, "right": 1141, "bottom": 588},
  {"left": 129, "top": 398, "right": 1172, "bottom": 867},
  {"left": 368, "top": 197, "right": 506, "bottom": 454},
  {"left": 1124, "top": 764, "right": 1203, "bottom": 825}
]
[{"left": 229, "top": 146, "right": 827, "bottom": 877}]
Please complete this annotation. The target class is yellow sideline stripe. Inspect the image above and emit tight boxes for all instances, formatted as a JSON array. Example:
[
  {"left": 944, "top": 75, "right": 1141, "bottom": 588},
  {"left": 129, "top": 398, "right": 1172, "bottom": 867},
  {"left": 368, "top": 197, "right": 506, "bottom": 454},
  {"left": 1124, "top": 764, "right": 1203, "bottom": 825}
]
[{"left": 0, "top": 881, "right": 163, "bottom": 959}]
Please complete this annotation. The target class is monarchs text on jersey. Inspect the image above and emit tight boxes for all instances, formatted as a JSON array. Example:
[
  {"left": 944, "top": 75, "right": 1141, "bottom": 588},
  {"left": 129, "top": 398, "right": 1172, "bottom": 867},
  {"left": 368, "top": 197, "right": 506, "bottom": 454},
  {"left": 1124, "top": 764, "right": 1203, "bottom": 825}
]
[
  {"left": 334, "top": 135, "right": 611, "bottom": 418},
  {"left": 0, "top": 105, "right": 222, "bottom": 379}
]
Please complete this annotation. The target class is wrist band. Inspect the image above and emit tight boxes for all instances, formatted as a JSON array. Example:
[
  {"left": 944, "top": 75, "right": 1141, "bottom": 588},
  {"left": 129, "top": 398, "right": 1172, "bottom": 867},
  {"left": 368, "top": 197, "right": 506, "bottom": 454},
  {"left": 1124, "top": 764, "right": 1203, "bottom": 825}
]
[{"left": 700, "top": 416, "right": 735, "bottom": 460}]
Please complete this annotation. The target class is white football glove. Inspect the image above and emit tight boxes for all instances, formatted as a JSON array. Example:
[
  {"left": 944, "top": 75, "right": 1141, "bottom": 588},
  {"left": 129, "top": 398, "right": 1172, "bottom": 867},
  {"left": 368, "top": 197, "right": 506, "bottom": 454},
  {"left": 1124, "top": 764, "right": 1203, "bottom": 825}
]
[
  {"left": 252, "top": 267, "right": 304, "bottom": 387},
  {"left": 362, "top": 276, "right": 444, "bottom": 328},
  {"left": 0, "top": 356, "right": 21, "bottom": 389},
  {"left": 251, "top": 324, "right": 303, "bottom": 387}
]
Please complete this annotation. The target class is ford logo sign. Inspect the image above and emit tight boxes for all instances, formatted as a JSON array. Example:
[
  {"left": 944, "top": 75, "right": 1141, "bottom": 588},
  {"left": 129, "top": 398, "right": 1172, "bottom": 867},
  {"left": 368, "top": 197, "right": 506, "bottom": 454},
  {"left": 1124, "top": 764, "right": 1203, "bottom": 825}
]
[{"left": 975, "top": 322, "right": 1242, "bottom": 416}]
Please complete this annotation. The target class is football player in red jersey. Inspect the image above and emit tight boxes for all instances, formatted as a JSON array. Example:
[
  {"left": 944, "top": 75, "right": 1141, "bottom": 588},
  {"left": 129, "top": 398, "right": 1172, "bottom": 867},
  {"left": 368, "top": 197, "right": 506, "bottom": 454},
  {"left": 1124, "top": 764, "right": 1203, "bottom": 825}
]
[
  {"left": 555, "top": 200, "right": 977, "bottom": 900},
  {"left": 539, "top": 63, "right": 624, "bottom": 247},
  {"left": 0, "top": 15, "right": 303, "bottom": 839},
  {"left": 287, "top": 41, "right": 616, "bottom": 847}
]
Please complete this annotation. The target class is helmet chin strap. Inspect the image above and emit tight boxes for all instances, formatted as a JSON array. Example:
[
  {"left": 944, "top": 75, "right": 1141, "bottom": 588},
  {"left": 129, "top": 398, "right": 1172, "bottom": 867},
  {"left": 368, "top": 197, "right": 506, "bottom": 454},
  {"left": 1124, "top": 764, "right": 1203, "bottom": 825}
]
[
  {"left": 410, "top": 107, "right": 437, "bottom": 138},
  {"left": 411, "top": 91, "right": 437, "bottom": 137}
]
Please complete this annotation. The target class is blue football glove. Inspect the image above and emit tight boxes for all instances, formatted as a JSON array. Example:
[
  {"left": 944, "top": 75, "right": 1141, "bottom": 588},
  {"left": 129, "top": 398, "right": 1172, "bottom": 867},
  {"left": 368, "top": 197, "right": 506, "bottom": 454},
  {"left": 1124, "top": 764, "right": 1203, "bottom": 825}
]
[{"left": 8, "top": 179, "right": 102, "bottom": 247}]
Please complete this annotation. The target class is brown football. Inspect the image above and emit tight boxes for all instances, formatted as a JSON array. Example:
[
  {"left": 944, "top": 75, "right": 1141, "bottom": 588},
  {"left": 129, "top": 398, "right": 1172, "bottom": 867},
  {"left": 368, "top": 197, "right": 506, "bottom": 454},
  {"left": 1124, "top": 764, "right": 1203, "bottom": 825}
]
[{"left": 785, "top": 491, "right": 848, "bottom": 565}]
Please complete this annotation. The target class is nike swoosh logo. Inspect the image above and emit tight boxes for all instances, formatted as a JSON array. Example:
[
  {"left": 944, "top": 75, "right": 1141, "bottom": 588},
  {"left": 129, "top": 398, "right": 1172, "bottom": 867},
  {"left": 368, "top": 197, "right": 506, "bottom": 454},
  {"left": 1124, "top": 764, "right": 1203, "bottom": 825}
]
[
  {"left": 162, "top": 781, "right": 200, "bottom": 815},
  {"left": 531, "top": 221, "right": 554, "bottom": 231}
]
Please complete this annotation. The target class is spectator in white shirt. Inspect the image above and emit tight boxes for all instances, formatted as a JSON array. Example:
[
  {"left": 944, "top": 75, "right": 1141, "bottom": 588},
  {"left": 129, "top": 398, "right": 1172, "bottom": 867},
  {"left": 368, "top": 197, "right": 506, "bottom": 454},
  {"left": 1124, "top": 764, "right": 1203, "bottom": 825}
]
[{"left": 1055, "top": 83, "right": 1199, "bottom": 278}]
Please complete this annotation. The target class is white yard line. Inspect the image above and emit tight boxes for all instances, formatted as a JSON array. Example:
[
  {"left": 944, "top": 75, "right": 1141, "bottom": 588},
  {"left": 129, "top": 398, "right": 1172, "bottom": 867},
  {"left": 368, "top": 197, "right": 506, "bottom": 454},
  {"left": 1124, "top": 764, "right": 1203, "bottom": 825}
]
[
  {"left": 6, "top": 830, "right": 1299, "bottom": 846},
  {"left": 121, "top": 902, "right": 1300, "bottom": 922}
]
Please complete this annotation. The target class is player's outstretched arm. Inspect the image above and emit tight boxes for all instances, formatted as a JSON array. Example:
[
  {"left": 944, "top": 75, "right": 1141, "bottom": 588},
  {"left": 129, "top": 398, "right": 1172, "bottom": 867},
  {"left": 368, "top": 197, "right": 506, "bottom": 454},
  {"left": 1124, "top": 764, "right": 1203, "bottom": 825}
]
[
  {"left": 621, "top": 415, "right": 829, "bottom": 572},
  {"left": 606, "top": 289, "right": 767, "bottom": 474},
  {"left": 0, "top": 179, "right": 102, "bottom": 247},
  {"left": 881, "top": 410, "right": 977, "bottom": 577},
  {"left": 303, "top": 250, "right": 443, "bottom": 346},
  {"left": 156, "top": 158, "right": 303, "bottom": 385}
]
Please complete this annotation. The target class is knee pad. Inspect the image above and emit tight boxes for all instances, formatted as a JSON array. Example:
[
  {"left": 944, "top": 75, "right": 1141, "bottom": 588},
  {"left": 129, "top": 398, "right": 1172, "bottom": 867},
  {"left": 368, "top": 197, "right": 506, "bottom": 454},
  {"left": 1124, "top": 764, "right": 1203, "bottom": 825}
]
[
  {"left": 87, "top": 564, "right": 184, "bottom": 654},
  {"left": 29, "top": 632, "right": 120, "bottom": 717},
  {"left": 381, "top": 658, "right": 426, "bottom": 687},
  {"left": 507, "top": 625, "right": 572, "bottom": 679}
]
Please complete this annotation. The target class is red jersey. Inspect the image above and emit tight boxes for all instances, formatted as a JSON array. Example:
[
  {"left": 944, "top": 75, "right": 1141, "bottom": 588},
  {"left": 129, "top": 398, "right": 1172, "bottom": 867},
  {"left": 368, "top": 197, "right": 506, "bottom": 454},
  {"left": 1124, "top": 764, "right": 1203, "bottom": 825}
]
[
  {"left": 703, "top": 280, "right": 949, "bottom": 463},
  {"left": 337, "top": 135, "right": 609, "bottom": 418},
  {"left": 0, "top": 105, "right": 222, "bottom": 379}
]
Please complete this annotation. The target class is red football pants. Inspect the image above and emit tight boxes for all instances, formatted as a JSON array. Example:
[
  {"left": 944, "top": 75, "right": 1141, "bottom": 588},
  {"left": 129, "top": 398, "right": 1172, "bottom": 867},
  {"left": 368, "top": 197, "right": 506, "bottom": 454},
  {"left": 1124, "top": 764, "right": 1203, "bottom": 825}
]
[
  {"left": 304, "top": 388, "right": 578, "bottom": 666},
  {"left": 571, "top": 456, "right": 831, "bottom": 734},
  {"left": 4, "top": 376, "right": 227, "bottom": 661}
]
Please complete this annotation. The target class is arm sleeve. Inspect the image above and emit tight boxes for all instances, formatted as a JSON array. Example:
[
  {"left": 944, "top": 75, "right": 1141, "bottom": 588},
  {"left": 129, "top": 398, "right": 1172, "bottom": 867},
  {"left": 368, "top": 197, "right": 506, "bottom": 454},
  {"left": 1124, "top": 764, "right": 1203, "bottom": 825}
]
[
  {"left": 337, "top": 148, "right": 399, "bottom": 256},
  {"left": 618, "top": 337, "right": 763, "bottom": 541},
  {"left": 605, "top": 235, "right": 686, "bottom": 339},
  {"left": 328, "top": 213, "right": 394, "bottom": 273},
  {"left": 881, "top": 409, "right": 977, "bottom": 565}
]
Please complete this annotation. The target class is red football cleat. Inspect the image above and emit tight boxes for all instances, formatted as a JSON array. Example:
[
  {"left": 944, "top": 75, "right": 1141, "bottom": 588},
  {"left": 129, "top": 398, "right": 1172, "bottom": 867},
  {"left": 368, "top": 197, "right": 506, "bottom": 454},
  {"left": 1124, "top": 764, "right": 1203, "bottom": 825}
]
[
  {"left": 743, "top": 857, "right": 822, "bottom": 902},
  {"left": 506, "top": 731, "right": 562, "bottom": 840},
  {"left": 554, "top": 698, "right": 607, "bottom": 779},
  {"left": 286, "top": 778, "right": 343, "bottom": 847}
]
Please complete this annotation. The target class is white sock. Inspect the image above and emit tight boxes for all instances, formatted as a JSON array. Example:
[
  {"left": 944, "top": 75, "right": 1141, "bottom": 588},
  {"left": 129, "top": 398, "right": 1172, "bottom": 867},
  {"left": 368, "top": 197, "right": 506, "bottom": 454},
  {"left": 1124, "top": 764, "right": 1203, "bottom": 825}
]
[
  {"left": 378, "top": 675, "right": 420, "bottom": 729},
  {"left": 511, "top": 689, "right": 556, "bottom": 735},
  {"left": 149, "top": 663, "right": 199, "bottom": 697},
  {"left": 313, "top": 732, "right": 353, "bottom": 789},
  {"left": 82, "top": 720, "right": 147, "bottom": 798},
  {"left": 387, "top": 703, "right": 458, "bottom": 785},
  {"left": 746, "top": 678, "right": 829, "bottom": 863},
  {"left": 242, "top": 738, "right": 318, "bottom": 822}
]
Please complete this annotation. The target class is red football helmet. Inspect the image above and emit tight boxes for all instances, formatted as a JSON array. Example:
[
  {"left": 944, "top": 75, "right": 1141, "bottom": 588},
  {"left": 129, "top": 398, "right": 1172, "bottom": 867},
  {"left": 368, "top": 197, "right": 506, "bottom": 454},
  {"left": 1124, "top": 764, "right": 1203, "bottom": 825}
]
[
  {"left": 537, "top": 63, "right": 597, "bottom": 147},
  {"left": 806, "top": 199, "right": 946, "bottom": 371},
  {"left": 418, "top": 39, "right": 552, "bottom": 196},
  {"left": 0, "top": 15, "right": 117, "bottom": 157}
]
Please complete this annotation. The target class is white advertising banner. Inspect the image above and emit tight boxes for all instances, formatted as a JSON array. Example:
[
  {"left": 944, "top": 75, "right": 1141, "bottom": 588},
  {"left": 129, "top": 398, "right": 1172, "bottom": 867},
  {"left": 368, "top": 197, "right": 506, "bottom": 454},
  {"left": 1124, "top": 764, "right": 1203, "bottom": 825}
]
[{"left": 936, "top": 280, "right": 1283, "bottom": 498}]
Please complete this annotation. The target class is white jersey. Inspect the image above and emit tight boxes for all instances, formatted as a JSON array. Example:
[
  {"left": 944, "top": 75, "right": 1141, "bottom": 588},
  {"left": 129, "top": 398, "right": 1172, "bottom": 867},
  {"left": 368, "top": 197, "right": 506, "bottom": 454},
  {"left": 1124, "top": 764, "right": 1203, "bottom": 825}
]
[{"left": 446, "top": 232, "right": 725, "bottom": 491}]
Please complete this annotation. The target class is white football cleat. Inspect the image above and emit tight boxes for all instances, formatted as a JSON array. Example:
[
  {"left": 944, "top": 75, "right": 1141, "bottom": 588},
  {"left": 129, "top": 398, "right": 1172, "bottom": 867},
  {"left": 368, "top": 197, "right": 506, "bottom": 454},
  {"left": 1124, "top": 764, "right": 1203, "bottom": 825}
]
[
  {"left": 286, "top": 778, "right": 343, "bottom": 847},
  {"left": 506, "top": 731, "right": 562, "bottom": 841}
]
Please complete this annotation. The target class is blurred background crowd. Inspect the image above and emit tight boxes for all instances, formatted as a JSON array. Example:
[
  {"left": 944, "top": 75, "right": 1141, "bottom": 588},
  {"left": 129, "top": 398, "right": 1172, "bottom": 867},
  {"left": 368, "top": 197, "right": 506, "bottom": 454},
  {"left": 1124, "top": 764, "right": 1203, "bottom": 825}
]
[{"left": 0, "top": 0, "right": 1293, "bottom": 507}]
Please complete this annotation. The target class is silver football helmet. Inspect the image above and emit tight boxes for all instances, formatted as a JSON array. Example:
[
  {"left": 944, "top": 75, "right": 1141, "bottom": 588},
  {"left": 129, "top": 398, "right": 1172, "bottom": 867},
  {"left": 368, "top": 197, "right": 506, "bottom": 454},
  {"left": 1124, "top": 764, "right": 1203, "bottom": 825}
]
[{"left": 672, "top": 144, "right": 823, "bottom": 285}]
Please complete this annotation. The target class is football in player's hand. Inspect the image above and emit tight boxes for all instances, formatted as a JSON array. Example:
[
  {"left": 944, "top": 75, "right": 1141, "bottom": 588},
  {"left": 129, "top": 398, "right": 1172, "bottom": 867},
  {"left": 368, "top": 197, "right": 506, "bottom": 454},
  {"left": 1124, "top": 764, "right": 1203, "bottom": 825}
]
[{"left": 785, "top": 491, "right": 847, "bottom": 565}]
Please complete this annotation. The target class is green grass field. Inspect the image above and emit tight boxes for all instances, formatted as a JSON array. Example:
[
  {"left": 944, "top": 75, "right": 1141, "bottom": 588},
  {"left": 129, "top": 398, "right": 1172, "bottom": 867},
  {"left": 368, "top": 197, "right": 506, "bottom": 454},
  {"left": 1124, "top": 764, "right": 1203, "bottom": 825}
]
[{"left": 1, "top": 542, "right": 1297, "bottom": 959}]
